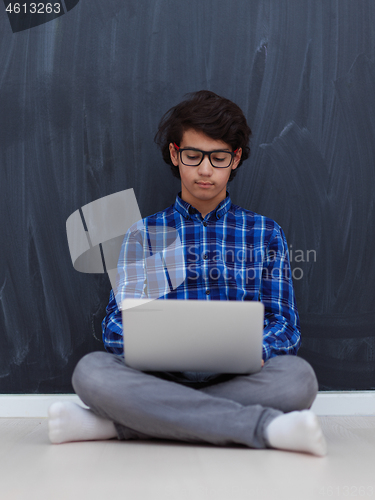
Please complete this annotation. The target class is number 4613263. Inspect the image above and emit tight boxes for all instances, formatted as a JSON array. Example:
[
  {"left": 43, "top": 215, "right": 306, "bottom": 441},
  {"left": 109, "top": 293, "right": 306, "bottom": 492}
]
[{"left": 6, "top": 3, "right": 62, "bottom": 14}]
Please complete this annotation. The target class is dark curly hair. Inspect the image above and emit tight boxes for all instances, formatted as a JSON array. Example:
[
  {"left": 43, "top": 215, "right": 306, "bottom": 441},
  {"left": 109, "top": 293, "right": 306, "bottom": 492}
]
[{"left": 154, "top": 90, "right": 251, "bottom": 182}]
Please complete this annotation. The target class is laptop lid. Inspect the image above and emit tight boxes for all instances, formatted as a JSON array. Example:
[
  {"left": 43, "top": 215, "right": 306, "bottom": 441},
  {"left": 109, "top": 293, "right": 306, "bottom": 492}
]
[{"left": 121, "top": 299, "right": 264, "bottom": 374}]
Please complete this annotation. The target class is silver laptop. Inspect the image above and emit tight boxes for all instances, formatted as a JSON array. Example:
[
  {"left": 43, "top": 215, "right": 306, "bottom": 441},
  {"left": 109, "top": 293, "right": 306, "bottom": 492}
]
[{"left": 121, "top": 299, "right": 264, "bottom": 374}]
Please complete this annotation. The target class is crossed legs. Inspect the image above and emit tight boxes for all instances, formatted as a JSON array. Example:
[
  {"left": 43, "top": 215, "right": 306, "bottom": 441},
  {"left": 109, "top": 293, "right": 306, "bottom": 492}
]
[{"left": 48, "top": 352, "right": 326, "bottom": 455}]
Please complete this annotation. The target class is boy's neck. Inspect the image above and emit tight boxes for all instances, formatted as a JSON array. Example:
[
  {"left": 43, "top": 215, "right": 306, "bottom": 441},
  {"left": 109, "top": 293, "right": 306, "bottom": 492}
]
[{"left": 180, "top": 188, "right": 228, "bottom": 219}]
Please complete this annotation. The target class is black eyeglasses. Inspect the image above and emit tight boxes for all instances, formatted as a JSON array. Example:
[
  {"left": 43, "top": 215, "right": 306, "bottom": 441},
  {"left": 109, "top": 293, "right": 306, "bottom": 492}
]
[{"left": 174, "top": 143, "right": 238, "bottom": 168}]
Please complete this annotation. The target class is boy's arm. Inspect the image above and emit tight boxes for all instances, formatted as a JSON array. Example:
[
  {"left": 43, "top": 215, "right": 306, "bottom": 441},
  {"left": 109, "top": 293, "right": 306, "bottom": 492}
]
[
  {"left": 101, "top": 289, "right": 124, "bottom": 355},
  {"left": 259, "top": 226, "right": 301, "bottom": 362},
  {"left": 102, "top": 227, "right": 147, "bottom": 354},
  {"left": 114, "top": 227, "right": 148, "bottom": 306}
]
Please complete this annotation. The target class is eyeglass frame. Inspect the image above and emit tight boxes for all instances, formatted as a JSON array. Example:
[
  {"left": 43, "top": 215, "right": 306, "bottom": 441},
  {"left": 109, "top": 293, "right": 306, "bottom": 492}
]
[{"left": 173, "top": 143, "right": 239, "bottom": 169}]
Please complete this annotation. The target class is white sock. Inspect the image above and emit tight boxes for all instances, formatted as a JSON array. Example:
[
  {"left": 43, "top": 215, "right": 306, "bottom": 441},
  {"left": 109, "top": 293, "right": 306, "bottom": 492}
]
[
  {"left": 48, "top": 401, "right": 117, "bottom": 444},
  {"left": 264, "top": 410, "right": 327, "bottom": 457}
]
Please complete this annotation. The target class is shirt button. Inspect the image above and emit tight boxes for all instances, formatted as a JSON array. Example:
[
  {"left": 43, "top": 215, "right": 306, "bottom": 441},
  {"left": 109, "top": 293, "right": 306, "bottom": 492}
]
[
  {"left": 203, "top": 221, "right": 207, "bottom": 226},
  {"left": 206, "top": 290, "right": 210, "bottom": 295},
  {"left": 203, "top": 254, "right": 208, "bottom": 260}
]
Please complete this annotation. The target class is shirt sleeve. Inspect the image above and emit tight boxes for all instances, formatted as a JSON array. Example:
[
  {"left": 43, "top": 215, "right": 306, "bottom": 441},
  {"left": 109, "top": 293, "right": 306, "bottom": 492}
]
[
  {"left": 259, "top": 225, "right": 301, "bottom": 361},
  {"left": 101, "top": 289, "right": 124, "bottom": 355},
  {"left": 101, "top": 225, "right": 147, "bottom": 355}
]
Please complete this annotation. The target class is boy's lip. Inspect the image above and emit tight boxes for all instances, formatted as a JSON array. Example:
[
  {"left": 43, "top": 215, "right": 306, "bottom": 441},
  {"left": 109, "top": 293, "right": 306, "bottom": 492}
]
[{"left": 196, "top": 181, "right": 213, "bottom": 186}]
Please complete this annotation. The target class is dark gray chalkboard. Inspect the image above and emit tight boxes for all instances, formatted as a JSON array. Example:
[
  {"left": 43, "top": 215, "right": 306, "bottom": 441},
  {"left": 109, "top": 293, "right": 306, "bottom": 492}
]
[{"left": 0, "top": 0, "right": 374, "bottom": 393}]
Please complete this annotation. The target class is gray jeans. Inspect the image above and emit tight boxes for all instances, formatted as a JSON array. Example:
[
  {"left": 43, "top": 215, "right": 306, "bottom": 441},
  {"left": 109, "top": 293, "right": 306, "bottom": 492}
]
[{"left": 72, "top": 352, "right": 318, "bottom": 449}]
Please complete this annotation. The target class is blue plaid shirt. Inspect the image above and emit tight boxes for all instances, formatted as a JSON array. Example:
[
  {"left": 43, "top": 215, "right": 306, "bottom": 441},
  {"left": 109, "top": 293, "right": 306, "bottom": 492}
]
[{"left": 102, "top": 192, "right": 301, "bottom": 361}]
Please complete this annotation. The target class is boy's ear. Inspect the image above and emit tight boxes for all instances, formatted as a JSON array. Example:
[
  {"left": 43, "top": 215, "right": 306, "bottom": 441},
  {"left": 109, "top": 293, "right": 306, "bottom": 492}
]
[
  {"left": 169, "top": 143, "right": 179, "bottom": 166},
  {"left": 231, "top": 147, "right": 242, "bottom": 170}
]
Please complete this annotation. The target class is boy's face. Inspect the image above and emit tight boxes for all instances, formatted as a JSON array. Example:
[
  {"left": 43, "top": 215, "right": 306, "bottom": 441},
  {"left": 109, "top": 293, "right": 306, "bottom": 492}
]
[{"left": 169, "top": 129, "right": 242, "bottom": 215}]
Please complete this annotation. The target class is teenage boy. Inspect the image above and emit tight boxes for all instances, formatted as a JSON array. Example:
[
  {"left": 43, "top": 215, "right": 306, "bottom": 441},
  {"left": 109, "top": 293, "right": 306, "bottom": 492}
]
[{"left": 48, "top": 91, "right": 327, "bottom": 456}]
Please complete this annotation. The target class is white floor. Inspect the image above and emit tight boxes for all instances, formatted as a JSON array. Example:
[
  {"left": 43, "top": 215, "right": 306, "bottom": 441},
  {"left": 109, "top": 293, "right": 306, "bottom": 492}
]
[{"left": 1, "top": 416, "right": 374, "bottom": 500}]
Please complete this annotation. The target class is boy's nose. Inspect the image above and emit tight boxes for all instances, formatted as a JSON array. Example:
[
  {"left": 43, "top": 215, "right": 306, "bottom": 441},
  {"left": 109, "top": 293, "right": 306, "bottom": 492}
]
[{"left": 197, "top": 156, "right": 213, "bottom": 175}]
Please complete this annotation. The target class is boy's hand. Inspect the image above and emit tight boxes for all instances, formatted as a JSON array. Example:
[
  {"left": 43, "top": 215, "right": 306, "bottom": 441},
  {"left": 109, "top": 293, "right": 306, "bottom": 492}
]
[{"left": 261, "top": 360, "right": 265, "bottom": 368}]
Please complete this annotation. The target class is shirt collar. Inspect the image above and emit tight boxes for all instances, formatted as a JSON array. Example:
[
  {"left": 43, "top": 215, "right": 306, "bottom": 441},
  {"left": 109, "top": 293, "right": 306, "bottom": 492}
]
[{"left": 174, "top": 192, "right": 232, "bottom": 220}]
